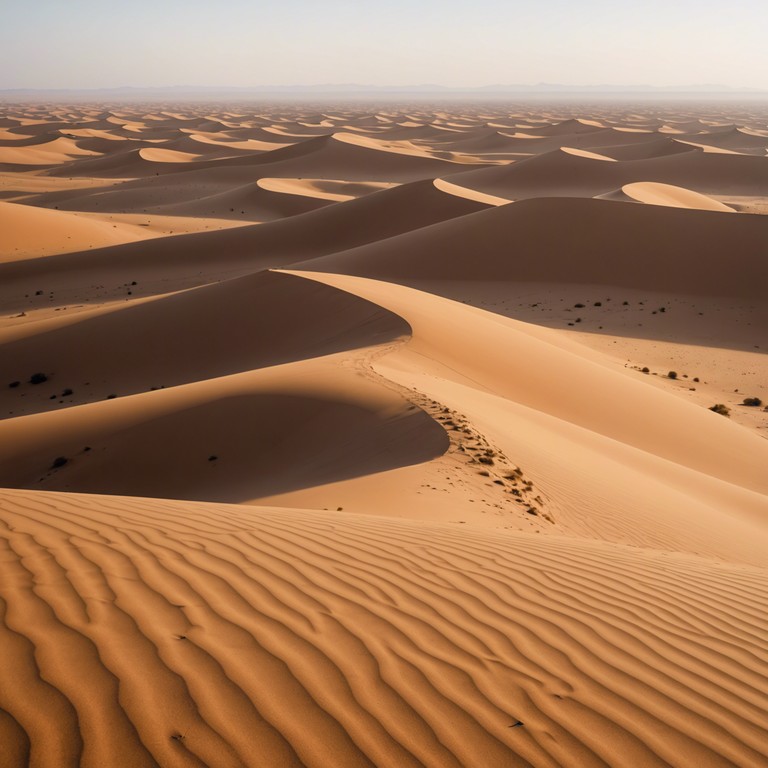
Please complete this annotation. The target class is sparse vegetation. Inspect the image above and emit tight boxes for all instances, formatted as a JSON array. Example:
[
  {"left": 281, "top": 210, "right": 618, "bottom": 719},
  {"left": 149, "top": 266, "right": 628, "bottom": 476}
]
[
  {"left": 668, "top": 371, "right": 678, "bottom": 380},
  {"left": 743, "top": 397, "right": 762, "bottom": 407},
  {"left": 29, "top": 372, "right": 48, "bottom": 384},
  {"left": 51, "top": 456, "right": 68, "bottom": 469},
  {"left": 709, "top": 404, "right": 730, "bottom": 417}
]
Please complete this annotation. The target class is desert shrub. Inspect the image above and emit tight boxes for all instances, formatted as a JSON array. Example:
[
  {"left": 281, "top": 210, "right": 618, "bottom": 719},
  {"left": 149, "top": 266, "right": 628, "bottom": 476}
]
[
  {"left": 574, "top": 303, "right": 585, "bottom": 308},
  {"left": 29, "top": 372, "right": 48, "bottom": 384},
  {"left": 709, "top": 404, "right": 730, "bottom": 417},
  {"left": 8, "top": 381, "right": 20, "bottom": 388},
  {"left": 668, "top": 371, "right": 678, "bottom": 379},
  {"left": 62, "top": 388, "right": 73, "bottom": 396},
  {"left": 51, "top": 456, "right": 68, "bottom": 469},
  {"left": 743, "top": 397, "right": 762, "bottom": 407},
  {"left": 641, "top": 367, "right": 650, "bottom": 374}
]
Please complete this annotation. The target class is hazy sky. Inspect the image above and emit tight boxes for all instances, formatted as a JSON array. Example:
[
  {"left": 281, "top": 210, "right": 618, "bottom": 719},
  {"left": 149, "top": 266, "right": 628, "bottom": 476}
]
[{"left": 2, "top": 0, "right": 766, "bottom": 90}]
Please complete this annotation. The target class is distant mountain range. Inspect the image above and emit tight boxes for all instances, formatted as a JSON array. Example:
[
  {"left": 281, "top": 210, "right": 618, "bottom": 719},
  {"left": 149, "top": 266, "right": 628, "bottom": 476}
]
[{"left": 2, "top": 83, "right": 766, "bottom": 101}]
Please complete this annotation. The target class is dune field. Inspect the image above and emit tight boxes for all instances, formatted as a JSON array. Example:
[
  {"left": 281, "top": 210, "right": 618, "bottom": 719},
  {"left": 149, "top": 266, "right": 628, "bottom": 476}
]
[{"left": 0, "top": 101, "right": 766, "bottom": 767}]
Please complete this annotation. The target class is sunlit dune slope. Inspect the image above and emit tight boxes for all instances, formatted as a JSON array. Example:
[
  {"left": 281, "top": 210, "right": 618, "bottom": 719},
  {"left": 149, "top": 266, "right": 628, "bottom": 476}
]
[{"left": 0, "top": 488, "right": 765, "bottom": 767}]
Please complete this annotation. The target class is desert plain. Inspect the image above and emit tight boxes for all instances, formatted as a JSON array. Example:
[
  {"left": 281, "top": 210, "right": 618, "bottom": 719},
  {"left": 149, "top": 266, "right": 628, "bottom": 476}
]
[{"left": 0, "top": 100, "right": 767, "bottom": 767}]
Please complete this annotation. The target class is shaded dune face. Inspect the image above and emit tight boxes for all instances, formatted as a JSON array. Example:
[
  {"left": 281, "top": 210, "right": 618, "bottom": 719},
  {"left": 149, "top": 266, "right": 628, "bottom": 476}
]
[
  {"left": 0, "top": 270, "right": 410, "bottom": 417},
  {"left": 0, "top": 179, "right": 490, "bottom": 309},
  {"left": 0, "top": 392, "right": 448, "bottom": 502},
  {"left": 0, "top": 102, "right": 767, "bottom": 768},
  {"left": 303, "top": 197, "right": 768, "bottom": 298}
]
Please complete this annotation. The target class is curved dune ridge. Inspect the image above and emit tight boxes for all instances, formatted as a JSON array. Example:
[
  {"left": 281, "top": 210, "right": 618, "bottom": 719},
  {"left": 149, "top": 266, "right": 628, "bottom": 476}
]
[
  {"left": 1, "top": 102, "right": 767, "bottom": 767},
  {"left": 443, "top": 146, "right": 768, "bottom": 201},
  {"left": 0, "top": 136, "right": 101, "bottom": 167},
  {"left": 0, "top": 178, "right": 493, "bottom": 306},
  {"left": 616, "top": 182, "right": 736, "bottom": 212},
  {"left": 302, "top": 197, "right": 768, "bottom": 298},
  {"left": 257, "top": 177, "right": 396, "bottom": 202},
  {"left": 0, "top": 270, "right": 410, "bottom": 416},
  {"left": 432, "top": 178, "right": 512, "bottom": 206},
  {"left": 0, "top": 200, "right": 155, "bottom": 261},
  {"left": 0, "top": 357, "right": 449, "bottom": 502},
  {"left": 0, "top": 489, "right": 766, "bottom": 768}
]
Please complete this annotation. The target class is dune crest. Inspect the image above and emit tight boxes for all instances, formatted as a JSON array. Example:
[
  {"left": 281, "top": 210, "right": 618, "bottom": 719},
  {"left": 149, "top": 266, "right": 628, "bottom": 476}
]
[
  {"left": 0, "top": 101, "right": 766, "bottom": 768},
  {"left": 619, "top": 181, "right": 736, "bottom": 211}
]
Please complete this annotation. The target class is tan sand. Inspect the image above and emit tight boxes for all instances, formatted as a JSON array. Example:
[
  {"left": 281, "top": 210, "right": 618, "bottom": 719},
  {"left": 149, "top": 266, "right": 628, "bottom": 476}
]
[{"left": 0, "top": 102, "right": 766, "bottom": 768}]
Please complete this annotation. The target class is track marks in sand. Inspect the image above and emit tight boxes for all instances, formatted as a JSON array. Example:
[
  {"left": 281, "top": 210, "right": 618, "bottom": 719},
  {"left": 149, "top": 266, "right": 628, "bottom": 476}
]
[{"left": 0, "top": 489, "right": 766, "bottom": 767}]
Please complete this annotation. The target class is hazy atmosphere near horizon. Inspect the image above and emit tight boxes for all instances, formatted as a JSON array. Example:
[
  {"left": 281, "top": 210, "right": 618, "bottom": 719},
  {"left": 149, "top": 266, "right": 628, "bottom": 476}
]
[
  {"left": 0, "top": 2, "right": 767, "bottom": 767},
  {"left": 2, "top": 0, "right": 768, "bottom": 90}
]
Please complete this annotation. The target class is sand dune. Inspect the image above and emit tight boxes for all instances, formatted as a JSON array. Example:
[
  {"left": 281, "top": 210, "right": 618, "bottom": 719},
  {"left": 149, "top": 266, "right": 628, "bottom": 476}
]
[
  {"left": 0, "top": 354, "right": 447, "bottom": 502},
  {"left": 680, "top": 126, "right": 768, "bottom": 154},
  {"left": 0, "top": 488, "right": 765, "bottom": 767},
  {"left": 303, "top": 197, "right": 768, "bottom": 298},
  {"left": 0, "top": 200, "right": 154, "bottom": 261},
  {"left": 0, "top": 136, "right": 101, "bottom": 167},
  {"left": 148, "top": 179, "right": 332, "bottom": 221},
  {"left": 257, "top": 177, "right": 396, "bottom": 202},
  {"left": 1, "top": 102, "right": 766, "bottom": 768},
  {"left": 0, "top": 270, "right": 409, "bottom": 417},
  {"left": 432, "top": 178, "right": 512, "bottom": 205},
  {"left": 444, "top": 147, "right": 768, "bottom": 200},
  {"left": 285, "top": 271, "right": 768, "bottom": 560},
  {"left": 236, "top": 133, "right": 490, "bottom": 181},
  {"left": 615, "top": 182, "right": 736, "bottom": 211},
  {"left": 0, "top": 178, "right": 492, "bottom": 307}
]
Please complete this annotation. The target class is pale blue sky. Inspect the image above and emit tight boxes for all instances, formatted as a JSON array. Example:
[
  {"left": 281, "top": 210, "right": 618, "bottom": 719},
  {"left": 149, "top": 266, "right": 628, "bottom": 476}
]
[{"left": 2, "top": 0, "right": 765, "bottom": 89}]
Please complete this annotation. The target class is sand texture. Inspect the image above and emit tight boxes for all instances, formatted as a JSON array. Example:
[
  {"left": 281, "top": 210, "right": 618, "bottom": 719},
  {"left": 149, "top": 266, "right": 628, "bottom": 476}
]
[{"left": 0, "top": 102, "right": 766, "bottom": 767}]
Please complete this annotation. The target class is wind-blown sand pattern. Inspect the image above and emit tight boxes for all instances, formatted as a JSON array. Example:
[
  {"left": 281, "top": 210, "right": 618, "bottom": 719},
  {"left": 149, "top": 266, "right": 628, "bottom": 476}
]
[{"left": 0, "top": 102, "right": 766, "bottom": 767}]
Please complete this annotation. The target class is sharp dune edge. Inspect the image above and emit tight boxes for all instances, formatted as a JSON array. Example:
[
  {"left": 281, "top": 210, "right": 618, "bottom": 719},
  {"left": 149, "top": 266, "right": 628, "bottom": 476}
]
[{"left": 0, "top": 102, "right": 766, "bottom": 768}]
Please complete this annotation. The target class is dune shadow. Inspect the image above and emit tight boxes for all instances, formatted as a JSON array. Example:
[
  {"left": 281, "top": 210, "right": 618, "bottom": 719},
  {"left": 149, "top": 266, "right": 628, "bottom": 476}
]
[{"left": 8, "top": 393, "right": 450, "bottom": 503}]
